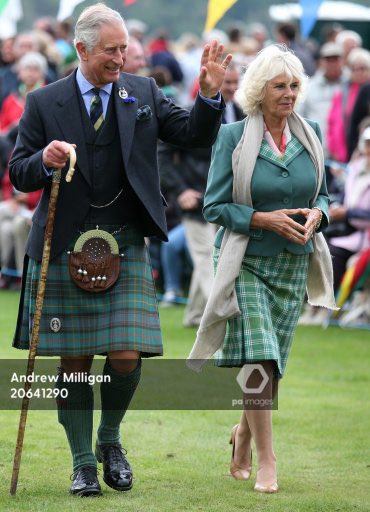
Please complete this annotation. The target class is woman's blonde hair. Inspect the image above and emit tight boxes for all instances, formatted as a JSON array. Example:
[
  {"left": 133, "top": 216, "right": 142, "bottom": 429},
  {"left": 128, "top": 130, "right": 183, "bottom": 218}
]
[{"left": 235, "top": 44, "right": 307, "bottom": 115}]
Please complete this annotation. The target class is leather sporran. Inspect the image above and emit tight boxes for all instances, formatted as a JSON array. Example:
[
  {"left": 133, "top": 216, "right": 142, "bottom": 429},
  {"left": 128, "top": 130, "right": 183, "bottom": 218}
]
[{"left": 69, "top": 228, "right": 120, "bottom": 293}]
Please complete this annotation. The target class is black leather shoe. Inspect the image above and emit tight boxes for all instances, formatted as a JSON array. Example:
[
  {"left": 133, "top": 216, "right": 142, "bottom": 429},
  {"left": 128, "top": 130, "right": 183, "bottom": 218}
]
[
  {"left": 95, "top": 442, "right": 133, "bottom": 491},
  {"left": 70, "top": 466, "right": 102, "bottom": 497}
]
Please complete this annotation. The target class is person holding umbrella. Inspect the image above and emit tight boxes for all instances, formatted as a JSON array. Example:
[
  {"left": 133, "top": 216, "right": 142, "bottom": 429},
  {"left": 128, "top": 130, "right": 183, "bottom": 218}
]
[{"left": 9, "top": 2, "right": 230, "bottom": 497}]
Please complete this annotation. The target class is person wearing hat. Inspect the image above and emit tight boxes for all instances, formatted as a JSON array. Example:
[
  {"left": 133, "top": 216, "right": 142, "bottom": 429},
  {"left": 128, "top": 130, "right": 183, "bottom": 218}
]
[{"left": 297, "top": 41, "right": 347, "bottom": 158}]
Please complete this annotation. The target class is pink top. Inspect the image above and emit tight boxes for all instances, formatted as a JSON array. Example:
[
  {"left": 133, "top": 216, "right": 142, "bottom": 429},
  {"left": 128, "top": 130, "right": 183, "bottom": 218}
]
[{"left": 327, "top": 82, "right": 360, "bottom": 163}]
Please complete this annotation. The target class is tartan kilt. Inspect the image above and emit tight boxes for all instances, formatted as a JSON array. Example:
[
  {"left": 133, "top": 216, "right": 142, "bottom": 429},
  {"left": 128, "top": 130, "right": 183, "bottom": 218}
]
[
  {"left": 215, "top": 249, "right": 309, "bottom": 377},
  {"left": 14, "top": 225, "right": 162, "bottom": 357}
]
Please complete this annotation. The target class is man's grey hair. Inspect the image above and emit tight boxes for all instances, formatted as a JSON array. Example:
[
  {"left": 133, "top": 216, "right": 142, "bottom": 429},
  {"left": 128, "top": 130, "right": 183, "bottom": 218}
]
[{"left": 74, "top": 2, "right": 127, "bottom": 52}]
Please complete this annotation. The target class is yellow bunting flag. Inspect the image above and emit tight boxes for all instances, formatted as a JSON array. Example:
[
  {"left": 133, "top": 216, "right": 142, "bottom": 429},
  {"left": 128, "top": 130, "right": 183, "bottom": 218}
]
[{"left": 204, "top": 0, "right": 238, "bottom": 33}]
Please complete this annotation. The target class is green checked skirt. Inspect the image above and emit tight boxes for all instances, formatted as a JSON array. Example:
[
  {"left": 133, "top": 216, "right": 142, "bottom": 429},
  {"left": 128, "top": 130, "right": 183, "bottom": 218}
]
[
  {"left": 15, "top": 225, "right": 162, "bottom": 357},
  {"left": 215, "top": 249, "right": 309, "bottom": 377}
]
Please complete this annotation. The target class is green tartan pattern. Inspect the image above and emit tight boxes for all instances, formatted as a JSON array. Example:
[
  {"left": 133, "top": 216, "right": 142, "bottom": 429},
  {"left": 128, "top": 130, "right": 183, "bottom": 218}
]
[
  {"left": 16, "top": 225, "right": 162, "bottom": 357},
  {"left": 215, "top": 250, "right": 309, "bottom": 377},
  {"left": 260, "top": 135, "right": 303, "bottom": 165}
]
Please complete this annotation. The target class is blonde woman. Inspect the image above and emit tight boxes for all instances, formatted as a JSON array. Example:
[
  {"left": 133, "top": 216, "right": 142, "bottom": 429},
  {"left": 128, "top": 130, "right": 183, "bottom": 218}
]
[{"left": 188, "top": 44, "right": 336, "bottom": 493}]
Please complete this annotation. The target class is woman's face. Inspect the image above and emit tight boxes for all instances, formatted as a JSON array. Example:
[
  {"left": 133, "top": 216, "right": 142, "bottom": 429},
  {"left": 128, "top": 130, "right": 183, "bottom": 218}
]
[
  {"left": 350, "top": 62, "right": 370, "bottom": 85},
  {"left": 18, "top": 65, "right": 44, "bottom": 87},
  {"left": 261, "top": 73, "right": 300, "bottom": 121}
]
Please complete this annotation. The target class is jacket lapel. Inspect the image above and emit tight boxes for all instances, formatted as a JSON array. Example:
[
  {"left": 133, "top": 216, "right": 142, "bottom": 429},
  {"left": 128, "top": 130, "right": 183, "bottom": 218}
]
[
  {"left": 52, "top": 72, "right": 139, "bottom": 184},
  {"left": 113, "top": 74, "right": 138, "bottom": 169},
  {"left": 53, "top": 71, "right": 91, "bottom": 187}
]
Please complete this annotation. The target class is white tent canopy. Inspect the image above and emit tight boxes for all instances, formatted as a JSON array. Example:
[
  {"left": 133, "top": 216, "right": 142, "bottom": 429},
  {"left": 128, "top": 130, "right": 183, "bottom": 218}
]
[{"left": 269, "top": 1, "right": 370, "bottom": 22}]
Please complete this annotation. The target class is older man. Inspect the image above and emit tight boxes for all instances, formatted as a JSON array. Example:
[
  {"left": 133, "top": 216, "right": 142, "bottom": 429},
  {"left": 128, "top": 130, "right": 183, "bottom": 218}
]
[
  {"left": 124, "top": 36, "right": 147, "bottom": 75},
  {"left": 10, "top": 2, "right": 231, "bottom": 497}
]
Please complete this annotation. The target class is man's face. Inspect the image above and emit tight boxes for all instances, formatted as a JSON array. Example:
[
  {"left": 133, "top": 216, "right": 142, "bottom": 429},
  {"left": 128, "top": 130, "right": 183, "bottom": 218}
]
[
  {"left": 1, "top": 37, "right": 15, "bottom": 64},
  {"left": 221, "top": 68, "right": 239, "bottom": 102},
  {"left": 124, "top": 40, "right": 146, "bottom": 74},
  {"left": 321, "top": 55, "right": 343, "bottom": 82},
  {"left": 14, "top": 35, "right": 36, "bottom": 59},
  {"left": 77, "top": 21, "right": 128, "bottom": 87}
]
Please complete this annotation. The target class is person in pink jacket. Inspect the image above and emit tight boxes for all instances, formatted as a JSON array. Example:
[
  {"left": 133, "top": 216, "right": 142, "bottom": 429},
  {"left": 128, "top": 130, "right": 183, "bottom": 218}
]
[{"left": 326, "top": 48, "right": 370, "bottom": 163}]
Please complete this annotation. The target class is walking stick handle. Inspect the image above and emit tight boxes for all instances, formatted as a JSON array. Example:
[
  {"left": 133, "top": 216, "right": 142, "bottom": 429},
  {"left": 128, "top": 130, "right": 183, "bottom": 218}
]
[{"left": 65, "top": 145, "right": 77, "bottom": 183}]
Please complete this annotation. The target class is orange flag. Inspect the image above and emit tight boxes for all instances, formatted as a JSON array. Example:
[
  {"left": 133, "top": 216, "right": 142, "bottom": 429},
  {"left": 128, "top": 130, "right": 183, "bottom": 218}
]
[{"left": 204, "top": 0, "right": 238, "bottom": 32}]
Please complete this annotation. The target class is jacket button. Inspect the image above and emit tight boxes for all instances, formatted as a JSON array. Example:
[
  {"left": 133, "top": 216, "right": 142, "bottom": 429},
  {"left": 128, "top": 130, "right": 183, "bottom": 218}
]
[
  {"left": 283, "top": 198, "right": 289, "bottom": 204},
  {"left": 282, "top": 171, "right": 289, "bottom": 177}
]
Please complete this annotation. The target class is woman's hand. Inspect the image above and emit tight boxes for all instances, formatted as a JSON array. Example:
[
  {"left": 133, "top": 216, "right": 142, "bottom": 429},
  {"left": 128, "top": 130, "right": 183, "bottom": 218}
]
[
  {"left": 303, "top": 208, "right": 323, "bottom": 241},
  {"left": 251, "top": 208, "right": 314, "bottom": 245}
]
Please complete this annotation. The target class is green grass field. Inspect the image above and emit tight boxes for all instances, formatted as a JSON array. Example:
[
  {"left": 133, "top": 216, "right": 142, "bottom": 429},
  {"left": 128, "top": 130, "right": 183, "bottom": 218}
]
[{"left": 0, "top": 290, "right": 369, "bottom": 511}]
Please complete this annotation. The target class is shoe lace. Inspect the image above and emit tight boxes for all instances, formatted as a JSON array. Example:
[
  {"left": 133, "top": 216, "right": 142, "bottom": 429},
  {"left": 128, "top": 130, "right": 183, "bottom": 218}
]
[
  {"left": 70, "top": 466, "right": 99, "bottom": 481},
  {"left": 108, "top": 445, "right": 130, "bottom": 470}
]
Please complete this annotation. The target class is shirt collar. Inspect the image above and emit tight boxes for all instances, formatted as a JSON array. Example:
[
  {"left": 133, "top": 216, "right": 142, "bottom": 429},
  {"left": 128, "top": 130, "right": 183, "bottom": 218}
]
[
  {"left": 76, "top": 67, "right": 113, "bottom": 96},
  {"left": 263, "top": 122, "right": 292, "bottom": 158}
]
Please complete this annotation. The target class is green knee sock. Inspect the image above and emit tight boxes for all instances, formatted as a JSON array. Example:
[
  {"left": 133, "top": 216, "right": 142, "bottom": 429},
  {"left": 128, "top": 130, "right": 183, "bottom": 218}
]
[
  {"left": 97, "top": 359, "right": 141, "bottom": 445},
  {"left": 56, "top": 375, "right": 96, "bottom": 472}
]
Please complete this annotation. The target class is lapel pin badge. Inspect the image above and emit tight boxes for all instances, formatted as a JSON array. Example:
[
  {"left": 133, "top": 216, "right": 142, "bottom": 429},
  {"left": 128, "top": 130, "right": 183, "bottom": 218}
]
[{"left": 118, "top": 87, "right": 128, "bottom": 99}]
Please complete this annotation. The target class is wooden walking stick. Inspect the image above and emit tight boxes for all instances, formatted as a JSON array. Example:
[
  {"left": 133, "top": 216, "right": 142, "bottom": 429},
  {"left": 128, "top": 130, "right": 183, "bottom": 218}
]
[{"left": 10, "top": 146, "right": 76, "bottom": 496}]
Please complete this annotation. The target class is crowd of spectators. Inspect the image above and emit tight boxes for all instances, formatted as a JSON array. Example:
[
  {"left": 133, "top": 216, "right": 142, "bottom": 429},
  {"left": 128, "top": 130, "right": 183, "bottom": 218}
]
[{"left": 0, "top": 15, "right": 369, "bottom": 325}]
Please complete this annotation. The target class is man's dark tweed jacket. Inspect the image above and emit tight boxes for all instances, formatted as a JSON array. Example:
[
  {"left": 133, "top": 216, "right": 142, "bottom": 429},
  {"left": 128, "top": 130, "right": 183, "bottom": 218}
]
[{"left": 9, "top": 69, "right": 224, "bottom": 261}]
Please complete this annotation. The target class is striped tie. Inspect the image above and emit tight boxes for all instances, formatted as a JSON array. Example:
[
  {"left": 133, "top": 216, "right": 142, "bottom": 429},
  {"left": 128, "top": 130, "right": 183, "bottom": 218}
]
[{"left": 90, "top": 88, "right": 104, "bottom": 131}]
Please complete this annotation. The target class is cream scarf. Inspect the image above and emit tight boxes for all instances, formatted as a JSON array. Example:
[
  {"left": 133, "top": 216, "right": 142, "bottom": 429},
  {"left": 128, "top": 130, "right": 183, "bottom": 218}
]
[{"left": 187, "top": 110, "right": 337, "bottom": 371}]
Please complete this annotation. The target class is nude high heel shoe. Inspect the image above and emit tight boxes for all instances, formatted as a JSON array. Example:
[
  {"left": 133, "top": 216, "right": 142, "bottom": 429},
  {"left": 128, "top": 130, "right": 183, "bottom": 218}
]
[
  {"left": 254, "top": 481, "right": 279, "bottom": 493},
  {"left": 254, "top": 466, "right": 278, "bottom": 493},
  {"left": 229, "top": 424, "right": 252, "bottom": 480}
]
